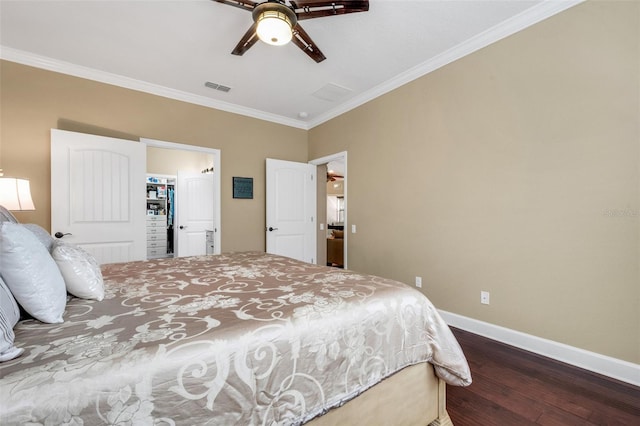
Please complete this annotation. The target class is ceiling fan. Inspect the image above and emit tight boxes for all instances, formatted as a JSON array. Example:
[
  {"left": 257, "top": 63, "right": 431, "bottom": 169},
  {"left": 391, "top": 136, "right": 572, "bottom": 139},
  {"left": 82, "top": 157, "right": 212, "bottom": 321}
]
[
  {"left": 327, "top": 170, "right": 344, "bottom": 182},
  {"left": 214, "top": 0, "right": 370, "bottom": 63}
]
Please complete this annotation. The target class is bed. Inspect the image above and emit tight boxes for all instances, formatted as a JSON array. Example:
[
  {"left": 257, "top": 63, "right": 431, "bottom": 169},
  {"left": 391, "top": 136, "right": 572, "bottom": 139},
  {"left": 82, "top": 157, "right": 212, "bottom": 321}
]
[{"left": 0, "top": 214, "right": 471, "bottom": 425}]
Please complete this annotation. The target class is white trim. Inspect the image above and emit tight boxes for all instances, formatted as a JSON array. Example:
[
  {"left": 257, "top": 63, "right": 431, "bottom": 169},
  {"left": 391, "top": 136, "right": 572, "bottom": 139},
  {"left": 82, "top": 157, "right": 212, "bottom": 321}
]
[
  {"left": 0, "top": 1, "right": 583, "bottom": 130},
  {"left": 141, "top": 138, "right": 222, "bottom": 255},
  {"left": 309, "top": 152, "right": 348, "bottom": 268},
  {"left": 306, "top": 0, "right": 585, "bottom": 128},
  {"left": 308, "top": 152, "right": 347, "bottom": 168},
  {"left": 439, "top": 310, "right": 640, "bottom": 387},
  {"left": 142, "top": 138, "right": 219, "bottom": 155},
  {"left": 0, "top": 46, "right": 308, "bottom": 130}
]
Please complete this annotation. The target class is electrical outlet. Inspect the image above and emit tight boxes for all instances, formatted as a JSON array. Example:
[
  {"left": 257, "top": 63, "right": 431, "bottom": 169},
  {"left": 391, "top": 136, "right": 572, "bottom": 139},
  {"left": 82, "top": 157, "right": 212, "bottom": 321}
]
[
  {"left": 481, "top": 291, "right": 490, "bottom": 305},
  {"left": 415, "top": 276, "right": 422, "bottom": 288}
]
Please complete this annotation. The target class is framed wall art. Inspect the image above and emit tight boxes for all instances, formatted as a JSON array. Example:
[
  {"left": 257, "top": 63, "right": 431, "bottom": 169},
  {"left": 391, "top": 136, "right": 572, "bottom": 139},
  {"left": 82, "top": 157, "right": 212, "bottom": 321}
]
[{"left": 233, "top": 177, "right": 253, "bottom": 199}]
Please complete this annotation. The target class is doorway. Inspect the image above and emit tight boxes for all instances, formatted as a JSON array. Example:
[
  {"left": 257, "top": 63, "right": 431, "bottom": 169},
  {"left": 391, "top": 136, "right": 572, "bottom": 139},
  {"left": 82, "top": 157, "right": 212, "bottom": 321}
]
[
  {"left": 142, "top": 138, "right": 221, "bottom": 257},
  {"left": 309, "top": 152, "right": 347, "bottom": 269}
]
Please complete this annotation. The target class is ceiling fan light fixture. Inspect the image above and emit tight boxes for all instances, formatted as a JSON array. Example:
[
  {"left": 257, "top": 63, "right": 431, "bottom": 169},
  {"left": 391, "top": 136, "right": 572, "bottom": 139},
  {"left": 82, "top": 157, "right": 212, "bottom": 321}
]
[{"left": 253, "top": 3, "right": 297, "bottom": 46}]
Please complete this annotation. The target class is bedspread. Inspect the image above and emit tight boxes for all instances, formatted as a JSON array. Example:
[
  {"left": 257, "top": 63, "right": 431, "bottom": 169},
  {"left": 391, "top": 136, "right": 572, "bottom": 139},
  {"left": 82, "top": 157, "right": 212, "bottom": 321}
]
[{"left": 0, "top": 252, "right": 470, "bottom": 425}]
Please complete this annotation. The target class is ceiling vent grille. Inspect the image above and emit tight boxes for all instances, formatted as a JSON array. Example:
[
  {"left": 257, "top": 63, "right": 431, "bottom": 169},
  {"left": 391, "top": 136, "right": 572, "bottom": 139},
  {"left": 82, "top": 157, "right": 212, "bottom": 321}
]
[
  {"left": 312, "top": 83, "right": 353, "bottom": 102},
  {"left": 205, "top": 81, "right": 231, "bottom": 93}
]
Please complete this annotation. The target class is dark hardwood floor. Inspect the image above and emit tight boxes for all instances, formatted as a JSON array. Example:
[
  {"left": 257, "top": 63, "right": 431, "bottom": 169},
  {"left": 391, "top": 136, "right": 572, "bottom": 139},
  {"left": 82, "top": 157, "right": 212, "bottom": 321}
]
[{"left": 447, "top": 328, "right": 640, "bottom": 425}]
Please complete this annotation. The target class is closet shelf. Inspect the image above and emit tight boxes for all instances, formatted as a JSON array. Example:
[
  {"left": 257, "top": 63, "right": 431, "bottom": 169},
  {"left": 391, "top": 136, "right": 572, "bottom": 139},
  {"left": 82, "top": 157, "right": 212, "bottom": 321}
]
[{"left": 146, "top": 175, "right": 175, "bottom": 259}]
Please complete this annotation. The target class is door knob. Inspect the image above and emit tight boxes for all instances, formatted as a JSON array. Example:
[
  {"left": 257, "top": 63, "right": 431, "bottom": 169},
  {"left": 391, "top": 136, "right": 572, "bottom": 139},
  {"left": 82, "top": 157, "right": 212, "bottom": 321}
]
[
  {"left": 268, "top": 227, "right": 278, "bottom": 232},
  {"left": 54, "top": 232, "right": 72, "bottom": 239},
  {"left": 179, "top": 225, "right": 187, "bottom": 229}
]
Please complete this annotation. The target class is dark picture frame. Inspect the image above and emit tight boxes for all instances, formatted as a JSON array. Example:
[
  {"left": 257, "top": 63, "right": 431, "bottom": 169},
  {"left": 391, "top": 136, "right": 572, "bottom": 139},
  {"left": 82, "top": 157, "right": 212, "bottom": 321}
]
[{"left": 233, "top": 177, "right": 253, "bottom": 199}]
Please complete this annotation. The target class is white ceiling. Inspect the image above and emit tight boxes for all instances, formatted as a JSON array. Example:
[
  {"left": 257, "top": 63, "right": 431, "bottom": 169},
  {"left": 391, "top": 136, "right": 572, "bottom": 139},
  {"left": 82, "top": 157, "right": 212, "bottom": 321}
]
[{"left": 0, "top": 0, "right": 581, "bottom": 130}]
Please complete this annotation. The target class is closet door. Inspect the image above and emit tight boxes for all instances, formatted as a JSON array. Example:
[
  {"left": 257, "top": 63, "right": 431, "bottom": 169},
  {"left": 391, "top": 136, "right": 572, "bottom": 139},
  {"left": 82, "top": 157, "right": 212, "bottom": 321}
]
[
  {"left": 175, "top": 171, "right": 214, "bottom": 257},
  {"left": 51, "top": 129, "right": 146, "bottom": 264}
]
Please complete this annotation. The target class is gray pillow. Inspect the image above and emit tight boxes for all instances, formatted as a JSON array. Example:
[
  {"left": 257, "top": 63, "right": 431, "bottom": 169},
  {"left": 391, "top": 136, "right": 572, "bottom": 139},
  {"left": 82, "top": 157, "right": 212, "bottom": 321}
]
[
  {"left": 22, "top": 223, "right": 55, "bottom": 252},
  {"left": 0, "top": 206, "right": 18, "bottom": 223},
  {"left": 0, "top": 275, "right": 23, "bottom": 361}
]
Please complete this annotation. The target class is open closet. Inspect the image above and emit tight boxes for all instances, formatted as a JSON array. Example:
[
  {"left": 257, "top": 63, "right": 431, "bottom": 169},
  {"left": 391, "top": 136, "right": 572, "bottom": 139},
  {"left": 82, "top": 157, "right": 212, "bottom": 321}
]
[
  {"left": 49, "top": 129, "right": 221, "bottom": 265},
  {"left": 146, "top": 175, "right": 176, "bottom": 259},
  {"left": 145, "top": 142, "right": 218, "bottom": 260}
]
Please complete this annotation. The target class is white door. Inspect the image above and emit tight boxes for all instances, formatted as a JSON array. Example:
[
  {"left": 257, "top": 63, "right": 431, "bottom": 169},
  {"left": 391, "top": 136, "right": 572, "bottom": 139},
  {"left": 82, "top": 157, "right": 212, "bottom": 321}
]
[
  {"left": 51, "top": 129, "right": 146, "bottom": 264},
  {"left": 266, "top": 159, "right": 316, "bottom": 263},
  {"left": 176, "top": 171, "right": 214, "bottom": 257}
]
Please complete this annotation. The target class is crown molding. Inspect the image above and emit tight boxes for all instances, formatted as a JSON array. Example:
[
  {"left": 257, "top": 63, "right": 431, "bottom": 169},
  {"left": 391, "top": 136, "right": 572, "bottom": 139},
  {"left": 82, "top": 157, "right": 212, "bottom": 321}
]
[
  {"left": 0, "top": 46, "right": 309, "bottom": 130},
  {"left": 0, "top": 0, "right": 583, "bottom": 131},
  {"left": 307, "top": 0, "right": 585, "bottom": 129}
]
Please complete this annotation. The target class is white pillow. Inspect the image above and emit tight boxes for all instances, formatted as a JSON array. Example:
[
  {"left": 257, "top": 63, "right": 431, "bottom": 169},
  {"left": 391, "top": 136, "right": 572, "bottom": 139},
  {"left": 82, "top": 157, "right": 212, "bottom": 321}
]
[
  {"left": 0, "top": 275, "right": 24, "bottom": 362},
  {"left": 0, "top": 222, "right": 66, "bottom": 323},
  {"left": 52, "top": 242, "right": 104, "bottom": 301}
]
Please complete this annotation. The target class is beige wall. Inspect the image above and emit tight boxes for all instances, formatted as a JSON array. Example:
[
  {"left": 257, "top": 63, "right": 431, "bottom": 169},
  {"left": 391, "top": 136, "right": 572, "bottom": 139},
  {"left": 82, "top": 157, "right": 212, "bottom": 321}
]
[
  {"left": 0, "top": 60, "right": 308, "bottom": 252},
  {"left": 147, "top": 146, "right": 213, "bottom": 176},
  {"left": 309, "top": 1, "right": 639, "bottom": 363}
]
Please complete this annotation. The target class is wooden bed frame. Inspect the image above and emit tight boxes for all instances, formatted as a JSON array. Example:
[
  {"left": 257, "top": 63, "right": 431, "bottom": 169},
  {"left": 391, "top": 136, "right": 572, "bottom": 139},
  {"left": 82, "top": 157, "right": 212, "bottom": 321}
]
[{"left": 307, "top": 362, "right": 452, "bottom": 426}]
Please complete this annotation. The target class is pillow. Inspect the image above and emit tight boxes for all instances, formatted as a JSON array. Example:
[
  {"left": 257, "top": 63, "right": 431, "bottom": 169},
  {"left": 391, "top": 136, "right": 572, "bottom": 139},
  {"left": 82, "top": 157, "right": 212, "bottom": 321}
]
[
  {"left": 0, "top": 275, "right": 23, "bottom": 362},
  {"left": 52, "top": 242, "right": 104, "bottom": 301},
  {"left": 22, "top": 223, "right": 55, "bottom": 252},
  {"left": 0, "top": 222, "right": 66, "bottom": 323},
  {"left": 0, "top": 206, "right": 18, "bottom": 224}
]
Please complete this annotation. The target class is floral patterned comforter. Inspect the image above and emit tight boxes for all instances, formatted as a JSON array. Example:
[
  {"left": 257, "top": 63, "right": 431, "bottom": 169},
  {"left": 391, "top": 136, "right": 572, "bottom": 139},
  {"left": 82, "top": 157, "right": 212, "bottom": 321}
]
[{"left": 0, "top": 252, "right": 471, "bottom": 425}]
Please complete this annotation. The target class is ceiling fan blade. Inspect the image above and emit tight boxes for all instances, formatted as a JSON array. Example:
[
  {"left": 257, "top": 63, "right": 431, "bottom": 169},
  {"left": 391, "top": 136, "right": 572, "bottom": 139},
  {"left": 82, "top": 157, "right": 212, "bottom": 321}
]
[
  {"left": 290, "top": 0, "right": 369, "bottom": 20},
  {"left": 212, "top": 0, "right": 257, "bottom": 13},
  {"left": 291, "top": 23, "right": 326, "bottom": 63},
  {"left": 231, "top": 22, "right": 259, "bottom": 56}
]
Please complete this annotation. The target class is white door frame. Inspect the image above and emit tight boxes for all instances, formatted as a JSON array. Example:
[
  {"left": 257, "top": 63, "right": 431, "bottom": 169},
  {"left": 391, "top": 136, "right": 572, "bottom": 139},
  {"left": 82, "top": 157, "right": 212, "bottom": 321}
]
[
  {"left": 141, "top": 138, "right": 221, "bottom": 254},
  {"left": 309, "top": 151, "right": 347, "bottom": 268}
]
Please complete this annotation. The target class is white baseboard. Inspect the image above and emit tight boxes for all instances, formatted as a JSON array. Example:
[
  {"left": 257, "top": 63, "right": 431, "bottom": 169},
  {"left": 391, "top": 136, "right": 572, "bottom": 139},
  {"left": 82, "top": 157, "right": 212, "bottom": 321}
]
[{"left": 439, "top": 310, "right": 640, "bottom": 387}]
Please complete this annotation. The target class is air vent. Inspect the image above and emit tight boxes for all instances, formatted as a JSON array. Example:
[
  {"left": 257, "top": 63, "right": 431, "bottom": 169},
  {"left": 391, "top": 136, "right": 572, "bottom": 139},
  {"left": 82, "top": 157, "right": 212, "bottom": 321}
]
[
  {"left": 312, "top": 83, "right": 353, "bottom": 102},
  {"left": 205, "top": 81, "right": 231, "bottom": 93}
]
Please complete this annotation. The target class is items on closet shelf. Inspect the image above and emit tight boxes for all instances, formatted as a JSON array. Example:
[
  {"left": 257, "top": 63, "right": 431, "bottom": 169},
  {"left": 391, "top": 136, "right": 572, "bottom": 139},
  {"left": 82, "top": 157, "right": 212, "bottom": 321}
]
[
  {"left": 167, "top": 187, "right": 175, "bottom": 254},
  {"left": 168, "top": 188, "right": 174, "bottom": 226},
  {"left": 145, "top": 175, "right": 175, "bottom": 259}
]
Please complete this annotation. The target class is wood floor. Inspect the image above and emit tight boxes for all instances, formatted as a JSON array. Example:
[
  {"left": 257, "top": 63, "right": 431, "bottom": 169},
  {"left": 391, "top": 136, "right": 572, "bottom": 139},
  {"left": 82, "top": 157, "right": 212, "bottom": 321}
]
[{"left": 446, "top": 328, "right": 640, "bottom": 425}]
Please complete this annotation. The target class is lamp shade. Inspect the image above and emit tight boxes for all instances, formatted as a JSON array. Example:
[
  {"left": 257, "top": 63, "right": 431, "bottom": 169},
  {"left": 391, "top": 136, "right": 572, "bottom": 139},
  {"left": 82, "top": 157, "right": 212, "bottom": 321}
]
[{"left": 0, "top": 178, "right": 35, "bottom": 211}]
